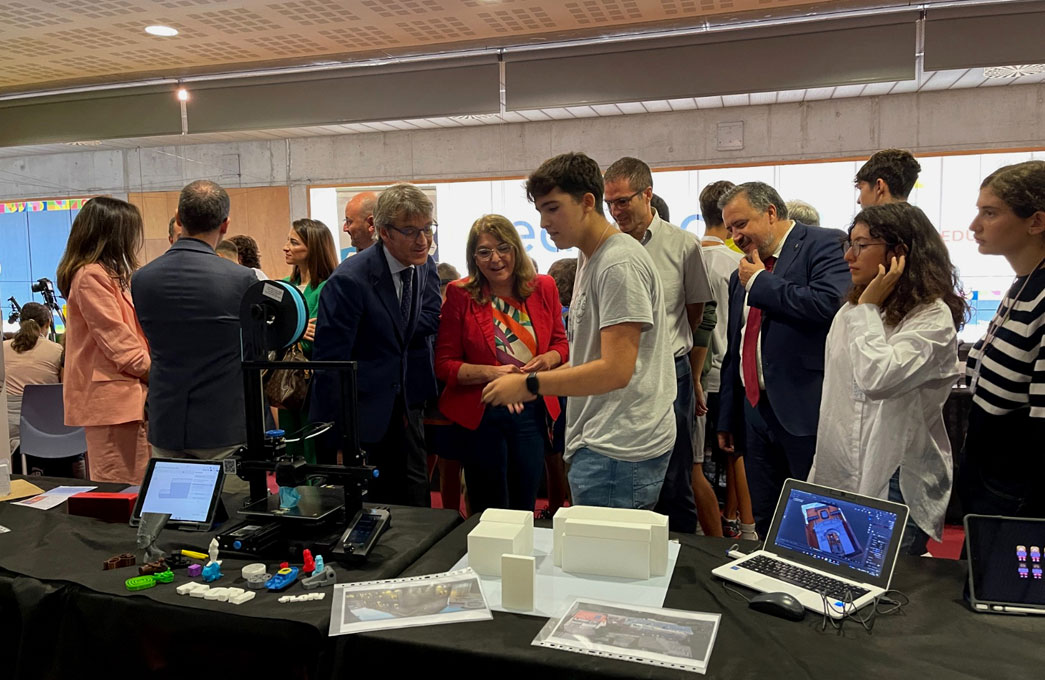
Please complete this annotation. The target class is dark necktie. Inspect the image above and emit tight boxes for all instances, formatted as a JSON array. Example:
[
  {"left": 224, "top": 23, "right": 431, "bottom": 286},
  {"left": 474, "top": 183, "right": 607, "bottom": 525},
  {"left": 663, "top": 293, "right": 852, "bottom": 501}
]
[
  {"left": 742, "top": 255, "right": 777, "bottom": 407},
  {"left": 400, "top": 267, "right": 413, "bottom": 324}
]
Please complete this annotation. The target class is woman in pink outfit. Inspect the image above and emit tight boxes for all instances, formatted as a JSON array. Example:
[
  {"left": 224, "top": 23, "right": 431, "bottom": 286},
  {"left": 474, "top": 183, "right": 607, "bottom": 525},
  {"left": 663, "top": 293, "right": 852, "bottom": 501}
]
[{"left": 57, "top": 197, "right": 151, "bottom": 484}]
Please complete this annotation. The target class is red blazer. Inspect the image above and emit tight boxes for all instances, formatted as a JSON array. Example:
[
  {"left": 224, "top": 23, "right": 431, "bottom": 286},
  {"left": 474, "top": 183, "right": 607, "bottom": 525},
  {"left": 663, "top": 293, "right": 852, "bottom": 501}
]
[{"left": 436, "top": 274, "right": 569, "bottom": 430}]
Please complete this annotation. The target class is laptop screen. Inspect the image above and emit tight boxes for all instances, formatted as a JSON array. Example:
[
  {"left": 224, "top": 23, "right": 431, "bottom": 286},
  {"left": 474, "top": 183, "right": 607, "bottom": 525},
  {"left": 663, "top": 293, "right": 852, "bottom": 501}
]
[
  {"left": 770, "top": 483, "right": 902, "bottom": 582},
  {"left": 967, "top": 515, "right": 1045, "bottom": 608}
]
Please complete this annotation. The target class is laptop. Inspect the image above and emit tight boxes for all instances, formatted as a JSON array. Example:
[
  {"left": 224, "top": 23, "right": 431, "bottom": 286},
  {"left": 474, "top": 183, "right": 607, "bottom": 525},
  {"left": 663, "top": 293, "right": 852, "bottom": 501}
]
[
  {"left": 712, "top": 479, "right": 908, "bottom": 619},
  {"left": 965, "top": 514, "right": 1045, "bottom": 615}
]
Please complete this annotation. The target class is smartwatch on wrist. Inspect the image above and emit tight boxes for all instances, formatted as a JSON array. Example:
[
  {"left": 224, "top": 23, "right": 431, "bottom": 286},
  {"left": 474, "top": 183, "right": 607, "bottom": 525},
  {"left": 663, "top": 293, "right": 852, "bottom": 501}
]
[{"left": 526, "top": 371, "right": 540, "bottom": 396}]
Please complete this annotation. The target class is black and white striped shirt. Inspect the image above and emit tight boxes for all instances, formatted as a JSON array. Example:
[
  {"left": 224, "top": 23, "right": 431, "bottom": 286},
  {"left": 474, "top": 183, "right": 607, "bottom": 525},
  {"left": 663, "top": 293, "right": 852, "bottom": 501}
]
[{"left": 967, "top": 269, "right": 1045, "bottom": 418}]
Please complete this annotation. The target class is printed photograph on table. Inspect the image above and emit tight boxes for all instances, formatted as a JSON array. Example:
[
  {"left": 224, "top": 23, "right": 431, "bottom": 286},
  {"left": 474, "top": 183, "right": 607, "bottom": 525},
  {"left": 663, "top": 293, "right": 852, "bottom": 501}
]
[
  {"left": 533, "top": 599, "right": 720, "bottom": 675},
  {"left": 328, "top": 568, "right": 492, "bottom": 636}
]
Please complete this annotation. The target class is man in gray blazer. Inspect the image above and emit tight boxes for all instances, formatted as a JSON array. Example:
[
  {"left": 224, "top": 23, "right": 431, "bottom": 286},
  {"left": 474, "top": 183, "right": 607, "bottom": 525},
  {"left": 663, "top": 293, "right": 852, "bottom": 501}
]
[{"left": 132, "top": 180, "right": 257, "bottom": 466}]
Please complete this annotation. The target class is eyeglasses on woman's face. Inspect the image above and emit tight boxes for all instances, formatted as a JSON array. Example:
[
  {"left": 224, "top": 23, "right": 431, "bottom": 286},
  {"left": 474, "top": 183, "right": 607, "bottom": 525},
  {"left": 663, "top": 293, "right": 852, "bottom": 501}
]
[{"left": 474, "top": 242, "right": 513, "bottom": 261}]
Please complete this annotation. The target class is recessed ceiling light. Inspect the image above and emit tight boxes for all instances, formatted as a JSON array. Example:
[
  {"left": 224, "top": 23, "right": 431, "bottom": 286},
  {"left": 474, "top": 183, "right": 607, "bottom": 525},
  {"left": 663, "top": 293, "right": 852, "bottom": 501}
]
[{"left": 145, "top": 25, "right": 178, "bottom": 37}]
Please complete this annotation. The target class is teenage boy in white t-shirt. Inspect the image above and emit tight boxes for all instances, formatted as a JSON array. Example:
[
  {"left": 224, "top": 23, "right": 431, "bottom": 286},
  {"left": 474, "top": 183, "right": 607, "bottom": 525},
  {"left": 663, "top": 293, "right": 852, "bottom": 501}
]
[{"left": 482, "top": 152, "right": 676, "bottom": 509}]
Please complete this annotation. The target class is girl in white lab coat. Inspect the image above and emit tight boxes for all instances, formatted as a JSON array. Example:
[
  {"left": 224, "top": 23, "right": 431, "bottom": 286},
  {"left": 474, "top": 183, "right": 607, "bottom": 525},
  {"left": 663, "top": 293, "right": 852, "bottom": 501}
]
[
  {"left": 961, "top": 161, "right": 1045, "bottom": 519},
  {"left": 810, "top": 203, "right": 967, "bottom": 554}
]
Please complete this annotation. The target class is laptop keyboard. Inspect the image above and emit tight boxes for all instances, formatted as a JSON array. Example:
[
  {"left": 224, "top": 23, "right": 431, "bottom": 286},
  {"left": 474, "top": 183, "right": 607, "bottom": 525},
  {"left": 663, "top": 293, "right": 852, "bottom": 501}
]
[{"left": 740, "top": 555, "right": 870, "bottom": 602}]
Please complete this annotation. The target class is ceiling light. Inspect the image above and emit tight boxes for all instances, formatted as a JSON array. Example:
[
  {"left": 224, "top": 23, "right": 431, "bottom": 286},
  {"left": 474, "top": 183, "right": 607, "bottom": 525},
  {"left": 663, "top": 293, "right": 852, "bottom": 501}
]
[
  {"left": 176, "top": 88, "right": 189, "bottom": 101},
  {"left": 983, "top": 64, "right": 1045, "bottom": 79},
  {"left": 145, "top": 25, "right": 178, "bottom": 37}
]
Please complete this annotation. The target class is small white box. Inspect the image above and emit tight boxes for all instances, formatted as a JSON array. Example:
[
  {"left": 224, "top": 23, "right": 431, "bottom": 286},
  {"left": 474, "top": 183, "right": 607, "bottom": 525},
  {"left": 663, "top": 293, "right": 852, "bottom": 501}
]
[
  {"left": 467, "top": 522, "right": 526, "bottom": 576},
  {"left": 480, "top": 508, "right": 534, "bottom": 555},
  {"left": 553, "top": 506, "right": 668, "bottom": 576},
  {"left": 561, "top": 518, "right": 652, "bottom": 580},
  {"left": 501, "top": 554, "right": 535, "bottom": 611}
]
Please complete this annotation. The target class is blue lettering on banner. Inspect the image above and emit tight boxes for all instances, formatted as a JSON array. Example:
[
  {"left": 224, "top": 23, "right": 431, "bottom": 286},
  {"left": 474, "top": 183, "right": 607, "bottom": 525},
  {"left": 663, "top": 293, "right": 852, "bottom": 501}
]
[
  {"left": 680, "top": 214, "right": 703, "bottom": 234},
  {"left": 514, "top": 220, "right": 561, "bottom": 254}
]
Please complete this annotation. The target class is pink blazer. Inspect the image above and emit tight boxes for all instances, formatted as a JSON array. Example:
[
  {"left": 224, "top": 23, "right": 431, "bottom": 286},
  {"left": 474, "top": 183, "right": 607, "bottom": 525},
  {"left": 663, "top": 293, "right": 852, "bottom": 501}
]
[{"left": 64, "top": 263, "right": 150, "bottom": 427}]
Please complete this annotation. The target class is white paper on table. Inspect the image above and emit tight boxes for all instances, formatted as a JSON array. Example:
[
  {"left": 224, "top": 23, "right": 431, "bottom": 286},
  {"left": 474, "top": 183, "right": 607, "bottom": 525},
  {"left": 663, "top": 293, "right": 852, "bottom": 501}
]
[
  {"left": 12, "top": 485, "right": 97, "bottom": 510},
  {"left": 451, "top": 527, "right": 681, "bottom": 618},
  {"left": 532, "top": 598, "right": 721, "bottom": 675},
  {"left": 328, "top": 567, "right": 493, "bottom": 636}
]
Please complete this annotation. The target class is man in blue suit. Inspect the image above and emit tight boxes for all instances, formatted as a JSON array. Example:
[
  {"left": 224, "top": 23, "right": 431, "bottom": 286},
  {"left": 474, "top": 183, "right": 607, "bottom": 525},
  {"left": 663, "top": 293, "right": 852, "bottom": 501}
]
[
  {"left": 715, "top": 182, "right": 850, "bottom": 535},
  {"left": 310, "top": 183, "right": 440, "bottom": 507}
]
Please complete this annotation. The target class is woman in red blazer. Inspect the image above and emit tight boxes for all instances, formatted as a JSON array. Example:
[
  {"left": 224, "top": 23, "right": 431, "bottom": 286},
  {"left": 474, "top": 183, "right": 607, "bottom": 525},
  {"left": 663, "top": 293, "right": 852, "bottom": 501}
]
[
  {"left": 436, "top": 215, "right": 568, "bottom": 513},
  {"left": 57, "top": 198, "right": 151, "bottom": 484}
]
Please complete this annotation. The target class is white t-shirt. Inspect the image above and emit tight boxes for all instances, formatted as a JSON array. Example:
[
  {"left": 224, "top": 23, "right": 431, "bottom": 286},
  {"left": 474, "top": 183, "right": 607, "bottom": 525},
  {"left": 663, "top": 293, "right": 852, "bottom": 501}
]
[
  {"left": 565, "top": 233, "right": 676, "bottom": 462},
  {"left": 701, "top": 242, "right": 743, "bottom": 392},
  {"left": 641, "top": 212, "right": 713, "bottom": 358}
]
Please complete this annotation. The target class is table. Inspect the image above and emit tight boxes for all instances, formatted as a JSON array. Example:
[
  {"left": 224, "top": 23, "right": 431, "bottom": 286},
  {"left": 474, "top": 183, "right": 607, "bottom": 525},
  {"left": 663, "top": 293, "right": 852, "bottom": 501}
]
[
  {"left": 0, "top": 476, "right": 461, "bottom": 679},
  {"left": 2, "top": 481, "right": 1041, "bottom": 679}
]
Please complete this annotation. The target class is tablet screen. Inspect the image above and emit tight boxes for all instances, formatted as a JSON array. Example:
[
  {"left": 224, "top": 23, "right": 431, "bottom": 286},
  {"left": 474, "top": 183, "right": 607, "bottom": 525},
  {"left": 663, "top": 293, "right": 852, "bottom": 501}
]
[
  {"left": 136, "top": 460, "right": 223, "bottom": 523},
  {"left": 967, "top": 515, "right": 1045, "bottom": 607}
]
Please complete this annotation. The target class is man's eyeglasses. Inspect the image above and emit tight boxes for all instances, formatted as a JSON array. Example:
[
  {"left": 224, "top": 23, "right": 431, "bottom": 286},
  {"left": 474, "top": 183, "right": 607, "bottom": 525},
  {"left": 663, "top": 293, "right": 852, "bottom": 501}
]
[
  {"left": 605, "top": 188, "right": 647, "bottom": 211},
  {"left": 843, "top": 239, "right": 888, "bottom": 255},
  {"left": 475, "top": 243, "right": 513, "bottom": 261},
  {"left": 385, "top": 221, "right": 437, "bottom": 240}
]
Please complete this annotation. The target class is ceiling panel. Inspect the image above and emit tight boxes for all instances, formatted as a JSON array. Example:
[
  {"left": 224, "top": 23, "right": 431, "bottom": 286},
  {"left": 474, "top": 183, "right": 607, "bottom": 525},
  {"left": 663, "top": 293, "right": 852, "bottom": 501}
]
[{"left": 0, "top": 0, "right": 872, "bottom": 94}]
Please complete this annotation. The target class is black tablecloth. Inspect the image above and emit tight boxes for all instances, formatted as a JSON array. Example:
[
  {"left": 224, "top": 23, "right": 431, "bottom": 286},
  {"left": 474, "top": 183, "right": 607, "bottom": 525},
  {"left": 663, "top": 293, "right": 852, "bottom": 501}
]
[
  {"left": 3, "top": 480, "right": 1042, "bottom": 679},
  {"left": 0, "top": 476, "right": 461, "bottom": 679}
]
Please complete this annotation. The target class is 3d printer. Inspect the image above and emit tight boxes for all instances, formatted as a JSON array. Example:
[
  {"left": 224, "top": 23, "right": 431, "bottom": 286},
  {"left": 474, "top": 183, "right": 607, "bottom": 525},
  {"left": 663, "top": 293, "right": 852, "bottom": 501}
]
[{"left": 218, "top": 279, "right": 390, "bottom": 562}]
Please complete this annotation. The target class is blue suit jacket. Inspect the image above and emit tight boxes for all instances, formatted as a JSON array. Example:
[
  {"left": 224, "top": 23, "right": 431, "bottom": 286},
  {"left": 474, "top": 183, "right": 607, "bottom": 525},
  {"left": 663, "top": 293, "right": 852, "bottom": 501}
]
[
  {"left": 718, "top": 222, "right": 850, "bottom": 439},
  {"left": 131, "top": 237, "right": 259, "bottom": 449},
  {"left": 309, "top": 241, "right": 440, "bottom": 443}
]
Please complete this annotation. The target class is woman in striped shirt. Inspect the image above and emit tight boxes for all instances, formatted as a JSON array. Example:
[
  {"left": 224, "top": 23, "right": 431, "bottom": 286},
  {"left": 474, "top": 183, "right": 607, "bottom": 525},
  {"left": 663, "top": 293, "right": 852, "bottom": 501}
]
[{"left": 961, "top": 160, "right": 1045, "bottom": 518}]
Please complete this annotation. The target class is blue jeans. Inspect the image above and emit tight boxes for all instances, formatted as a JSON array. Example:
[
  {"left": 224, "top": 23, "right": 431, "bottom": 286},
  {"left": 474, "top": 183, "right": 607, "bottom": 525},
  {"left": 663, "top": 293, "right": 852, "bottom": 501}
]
[
  {"left": 887, "top": 468, "right": 931, "bottom": 556},
  {"left": 654, "top": 355, "right": 699, "bottom": 532},
  {"left": 462, "top": 401, "right": 546, "bottom": 513},
  {"left": 568, "top": 446, "right": 671, "bottom": 510}
]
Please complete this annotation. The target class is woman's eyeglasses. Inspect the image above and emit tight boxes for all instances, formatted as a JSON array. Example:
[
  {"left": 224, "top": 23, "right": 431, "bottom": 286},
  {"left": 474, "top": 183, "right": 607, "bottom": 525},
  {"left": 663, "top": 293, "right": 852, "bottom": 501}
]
[{"left": 474, "top": 243, "right": 513, "bottom": 261}]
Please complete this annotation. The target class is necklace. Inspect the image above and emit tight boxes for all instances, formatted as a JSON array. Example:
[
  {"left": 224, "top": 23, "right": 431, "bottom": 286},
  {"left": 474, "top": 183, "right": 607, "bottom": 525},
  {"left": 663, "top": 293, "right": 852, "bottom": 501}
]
[
  {"left": 590, "top": 220, "right": 614, "bottom": 256},
  {"left": 970, "top": 254, "right": 1045, "bottom": 394}
]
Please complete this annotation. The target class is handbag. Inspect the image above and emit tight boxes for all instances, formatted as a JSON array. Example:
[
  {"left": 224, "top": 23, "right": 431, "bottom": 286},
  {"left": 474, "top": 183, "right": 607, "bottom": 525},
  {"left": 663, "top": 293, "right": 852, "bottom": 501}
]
[{"left": 264, "top": 343, "right": 311, "bottom": 411}]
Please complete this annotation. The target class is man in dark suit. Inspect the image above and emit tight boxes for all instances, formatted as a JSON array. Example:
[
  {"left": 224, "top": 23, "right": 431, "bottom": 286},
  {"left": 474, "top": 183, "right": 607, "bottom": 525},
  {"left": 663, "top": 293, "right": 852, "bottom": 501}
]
[
  {"left": 715, "top": 182, "right": 850, "bottom": 535},
  {"left": 132, "top": 180, "right": 258, "bottom": 467},
  {"left": 311, "top": 183, "right": 440, "bottom": 507}
]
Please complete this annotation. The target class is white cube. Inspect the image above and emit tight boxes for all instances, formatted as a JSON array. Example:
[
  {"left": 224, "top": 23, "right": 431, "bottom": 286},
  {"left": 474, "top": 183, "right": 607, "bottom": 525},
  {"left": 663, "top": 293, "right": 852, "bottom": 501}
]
[
  {"left": 501, "top": 554, "right": 536, "bottom": 611},
  {"left": 561, "top": 518, "right": 652, "bottom": 579},
  {"left": 480, "top": 508, "right": 534, "bottom": 555},
  {"left": 553, "top": 506, "right": 668, "bottom": 576},
  {"left": 467, "top": 522, "right": 526, "bottom": 576}
]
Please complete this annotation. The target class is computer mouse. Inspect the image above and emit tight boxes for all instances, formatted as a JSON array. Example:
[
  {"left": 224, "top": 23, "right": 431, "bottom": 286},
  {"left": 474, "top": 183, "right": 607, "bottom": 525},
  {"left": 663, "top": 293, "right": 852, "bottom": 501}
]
[{"left": 748, "top": 591, "right": 806, "bottom": 621}]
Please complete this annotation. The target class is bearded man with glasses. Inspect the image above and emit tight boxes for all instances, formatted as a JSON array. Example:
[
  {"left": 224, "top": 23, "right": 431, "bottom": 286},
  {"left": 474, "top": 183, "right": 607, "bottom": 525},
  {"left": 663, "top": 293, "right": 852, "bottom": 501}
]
[{"left": 311, "top": 183, "right": 441, "bottom": 507}]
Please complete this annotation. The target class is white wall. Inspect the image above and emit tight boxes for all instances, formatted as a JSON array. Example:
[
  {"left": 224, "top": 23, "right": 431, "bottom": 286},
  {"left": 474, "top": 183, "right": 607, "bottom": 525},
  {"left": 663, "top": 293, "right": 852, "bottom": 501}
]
[{"left": 1, "top": 84, "right": 1042, "bottom": 205}]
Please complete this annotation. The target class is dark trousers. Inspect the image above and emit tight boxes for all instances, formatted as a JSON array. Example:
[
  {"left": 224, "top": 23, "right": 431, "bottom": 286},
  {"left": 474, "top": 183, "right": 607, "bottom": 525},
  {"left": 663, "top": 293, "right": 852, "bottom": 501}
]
[
  {"left": 958, "top": 404, "right": 1045, "bottom": 519},
  {"left": 654, "top": 356, "right": 699, "bottom": 533},
  {"left": 463, "top": 401, "right": 546, "bottom": 514},
  {"left": 363, "top": 395, "right": 430, "bottom": 508},
  {"left": 743, "top": 395, "right": 816, "bottom": 536}
]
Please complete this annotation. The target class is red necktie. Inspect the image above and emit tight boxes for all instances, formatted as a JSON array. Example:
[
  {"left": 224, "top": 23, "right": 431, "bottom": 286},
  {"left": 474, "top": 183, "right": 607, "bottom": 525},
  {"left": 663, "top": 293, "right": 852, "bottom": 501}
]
[{"left": 742, "top": 256, "right": 776, "bottom": 407}]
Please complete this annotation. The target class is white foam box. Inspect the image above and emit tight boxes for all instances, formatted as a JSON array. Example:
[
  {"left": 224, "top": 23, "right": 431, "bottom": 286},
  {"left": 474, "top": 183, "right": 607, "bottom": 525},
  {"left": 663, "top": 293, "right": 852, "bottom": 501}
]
[
  {"left": 467, "top": 521, "right": 526, "bottom": 576},
  {"left": 480, "top": 508, "right": 534, "bottom": 555},
  {"left": 552, "top": 506, "right": 669, "bottom": 576},
  {"left": 501, "top": 554, "right": 535, "bottom": 611},
  {"left": 561, "top": 518, "right": 652, "bottom": 580}
]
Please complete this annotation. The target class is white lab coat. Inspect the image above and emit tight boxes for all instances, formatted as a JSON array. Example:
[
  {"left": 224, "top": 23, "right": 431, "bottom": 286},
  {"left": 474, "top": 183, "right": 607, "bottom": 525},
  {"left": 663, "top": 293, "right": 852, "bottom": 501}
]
[{"left": 809, "top": 299, "right": 958, "bottom": 541}]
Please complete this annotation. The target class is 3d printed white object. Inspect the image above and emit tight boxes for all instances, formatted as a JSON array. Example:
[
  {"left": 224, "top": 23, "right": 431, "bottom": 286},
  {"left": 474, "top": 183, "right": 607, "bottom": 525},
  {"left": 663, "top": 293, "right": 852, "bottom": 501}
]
[
  {"left": 467, "top": 521, "right": 527, "bottom": 576},
  {"left": 501, "top": 554, "right": 536, "bottom": 611},
  {"left": 553, "top": 506, "right": 668, "bottom": 577}
]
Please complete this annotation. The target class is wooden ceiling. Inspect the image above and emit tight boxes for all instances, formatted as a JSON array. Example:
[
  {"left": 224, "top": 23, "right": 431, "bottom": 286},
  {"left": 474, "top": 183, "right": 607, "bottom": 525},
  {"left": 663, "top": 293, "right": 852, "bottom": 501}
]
[{"left": 1, "top": 0, "right": 904, "bottom": 94}]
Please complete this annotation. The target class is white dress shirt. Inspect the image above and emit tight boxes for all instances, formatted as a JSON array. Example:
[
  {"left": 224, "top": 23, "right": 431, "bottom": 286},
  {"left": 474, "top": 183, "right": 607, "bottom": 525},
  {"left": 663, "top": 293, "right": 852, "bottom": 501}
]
[
  {"left": 383, "top": 246, "right": 414, "bottom": 302},
  {"left": 738, "top": 221, "right": 794, "bottom": 391},
  {"left": 809, "top": 299, "right": 958, "bottom": 541}
]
